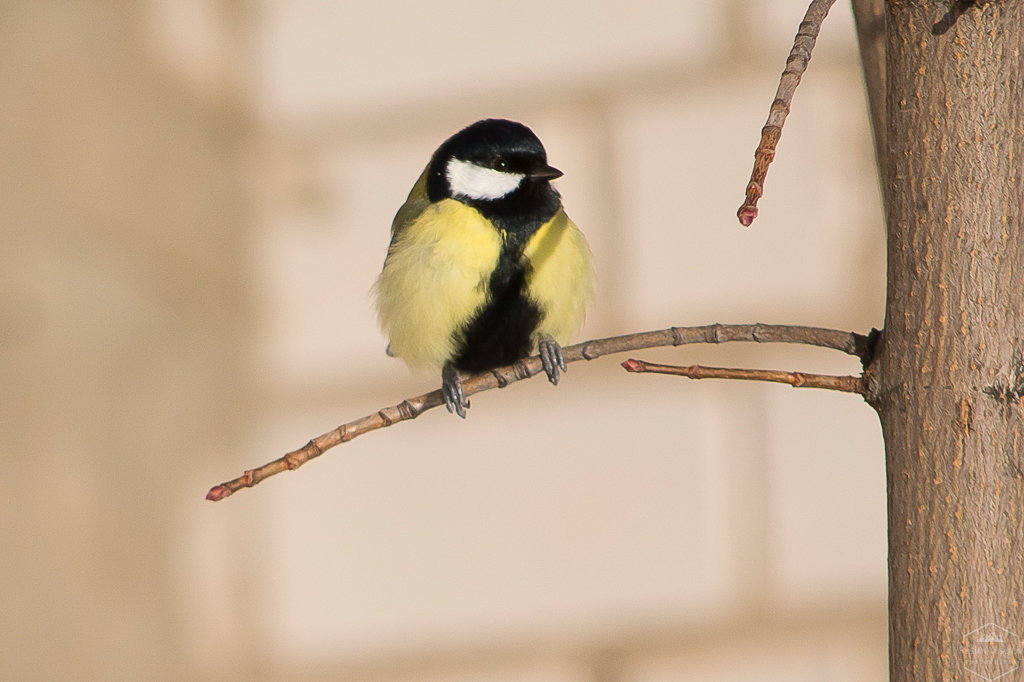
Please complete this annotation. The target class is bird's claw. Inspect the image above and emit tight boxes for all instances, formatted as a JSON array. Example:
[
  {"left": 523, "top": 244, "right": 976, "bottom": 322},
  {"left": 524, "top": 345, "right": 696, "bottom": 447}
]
[
  {"left": 538, "top": 334, "right": 566, "bottom": 385},
  {"left": 442, "top": 363, "right": 469, "bottom": 418}
]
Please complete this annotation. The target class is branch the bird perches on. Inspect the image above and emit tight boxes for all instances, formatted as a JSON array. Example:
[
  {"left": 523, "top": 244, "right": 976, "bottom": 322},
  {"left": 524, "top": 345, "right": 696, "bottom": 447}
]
[{"left": 206, "top": 323, "right": 872, "bottom": 501}]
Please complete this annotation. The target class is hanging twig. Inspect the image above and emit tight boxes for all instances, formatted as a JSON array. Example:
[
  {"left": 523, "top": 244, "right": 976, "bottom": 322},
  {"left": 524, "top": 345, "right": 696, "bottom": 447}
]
[
  {"left": 621, "top": 359, "right": 866, "bottom": 395},
  {"left": 737, "top": 0, "right": 838, "bottom": 226},
  {"left": 206, "top": 322, "right": 870, "bottom": 501}
]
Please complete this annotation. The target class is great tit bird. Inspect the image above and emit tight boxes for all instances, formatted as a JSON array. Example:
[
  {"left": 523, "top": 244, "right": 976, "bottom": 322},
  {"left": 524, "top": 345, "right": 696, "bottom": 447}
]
[{"left": 375, "top": 118, "right": 594, "bottom": 418}]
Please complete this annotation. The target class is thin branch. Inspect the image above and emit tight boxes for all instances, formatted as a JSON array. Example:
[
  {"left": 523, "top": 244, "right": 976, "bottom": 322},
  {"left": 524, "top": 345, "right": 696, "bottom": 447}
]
[
  {"left": 621, "top": 359, "right": 867, "bottom": 395},
  {"left": 737, "top": 0, "right": 838, "bottom": 226},
  {"left": 206, "top": 323, "right": 869, "bottom": 501}
]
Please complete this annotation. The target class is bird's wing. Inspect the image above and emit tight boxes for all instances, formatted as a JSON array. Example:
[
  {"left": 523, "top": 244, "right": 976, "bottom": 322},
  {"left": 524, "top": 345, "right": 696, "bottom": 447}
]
[{"left": 389, "top": 165, "right": 432, "bottom": 247}]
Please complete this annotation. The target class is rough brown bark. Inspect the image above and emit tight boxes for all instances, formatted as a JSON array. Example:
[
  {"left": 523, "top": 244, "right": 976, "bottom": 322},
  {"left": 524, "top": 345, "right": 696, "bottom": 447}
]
[{"left": 869, "top": 1, "right": 1024, "bottom": 679}]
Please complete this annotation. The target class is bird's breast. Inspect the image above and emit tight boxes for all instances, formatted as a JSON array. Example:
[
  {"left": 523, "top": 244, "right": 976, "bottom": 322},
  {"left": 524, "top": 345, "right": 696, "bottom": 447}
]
[{"left": 375, "top": 199, "right": 502, "bottom": 370}]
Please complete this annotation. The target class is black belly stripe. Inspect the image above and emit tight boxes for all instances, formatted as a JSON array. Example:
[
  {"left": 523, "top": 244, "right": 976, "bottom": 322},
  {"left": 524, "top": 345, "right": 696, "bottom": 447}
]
[
  {"left": 452, "top": 248, "right": 540, "bottom": 373},
  {"left": 448, "top": 178, "right": 562, "bottom": 373}
]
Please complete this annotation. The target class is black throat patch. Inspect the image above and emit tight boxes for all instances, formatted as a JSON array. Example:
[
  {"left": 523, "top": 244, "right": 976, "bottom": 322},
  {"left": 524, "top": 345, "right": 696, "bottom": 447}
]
[{"left": 473, "top": 179, "right": 561, "bottom": 247}]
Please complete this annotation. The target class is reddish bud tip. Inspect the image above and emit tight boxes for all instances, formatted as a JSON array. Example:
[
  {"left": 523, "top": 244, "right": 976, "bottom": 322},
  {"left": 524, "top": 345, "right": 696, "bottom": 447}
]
[
  {"left": 737, "top": 206, "right": 758, "bottom": 227},
  {"left": 621, "top": 359, "right": 643, "bottom": 372},
  {"left": 206, "top": 486, "right": 230, "bottom": 502}
]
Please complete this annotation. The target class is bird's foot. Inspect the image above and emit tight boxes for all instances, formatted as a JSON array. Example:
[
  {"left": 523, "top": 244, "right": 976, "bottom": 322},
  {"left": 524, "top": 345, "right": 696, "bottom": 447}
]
[
  {"left": 442, "top": 363, "right": 469, "bottom": 418},
  {"left": 537, "top": 334, "right": 567, "bottom": 386}
]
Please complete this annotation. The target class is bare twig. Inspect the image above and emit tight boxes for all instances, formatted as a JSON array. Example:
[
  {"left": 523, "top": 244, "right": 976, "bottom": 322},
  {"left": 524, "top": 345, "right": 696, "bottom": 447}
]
[
  {"left": 621, "top": 359, "right": 866, "bottom": 395},
  {"left": 206, "top": 323, "right": 869, "bottom": 501},
  {"left": 737, "top": 0, "right": 838, "bottom": 226}
]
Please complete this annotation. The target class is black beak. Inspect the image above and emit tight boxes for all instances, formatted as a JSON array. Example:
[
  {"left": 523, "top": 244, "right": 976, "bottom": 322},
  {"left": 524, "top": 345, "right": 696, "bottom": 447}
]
[{"left": 528, "top": 164, "right": 563, "bottom": 181}]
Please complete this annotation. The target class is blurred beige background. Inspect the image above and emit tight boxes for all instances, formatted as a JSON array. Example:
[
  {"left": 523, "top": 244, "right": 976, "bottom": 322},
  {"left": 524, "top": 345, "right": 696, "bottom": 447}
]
[{"left": 0, "top": 1, "right": 887, "bottom": 680}]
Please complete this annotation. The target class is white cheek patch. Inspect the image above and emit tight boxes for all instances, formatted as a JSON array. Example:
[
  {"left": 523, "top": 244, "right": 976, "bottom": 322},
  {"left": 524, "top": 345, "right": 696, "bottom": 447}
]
[{"left": 446, "top": 158, "right": 524, "bottom": 201}]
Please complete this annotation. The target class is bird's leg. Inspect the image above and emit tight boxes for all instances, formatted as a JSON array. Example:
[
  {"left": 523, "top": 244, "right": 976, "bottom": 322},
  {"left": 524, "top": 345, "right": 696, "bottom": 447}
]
[
  {"left": 537, "top": 334, "right": 566, "bottom": 386},
  {"left": 441, "top": 362, "right": 469, "bottom": 418}
]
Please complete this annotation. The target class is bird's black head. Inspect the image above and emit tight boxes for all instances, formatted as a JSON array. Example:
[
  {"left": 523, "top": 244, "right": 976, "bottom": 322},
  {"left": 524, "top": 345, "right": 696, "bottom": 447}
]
[{"left": 426, "top": 119, "right": 563, "bottom": 205}]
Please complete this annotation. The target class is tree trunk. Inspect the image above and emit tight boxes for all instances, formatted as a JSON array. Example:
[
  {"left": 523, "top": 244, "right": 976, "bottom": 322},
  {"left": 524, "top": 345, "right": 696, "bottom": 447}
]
[{"left": 868, "top": 1, "right": 1024, "bottom": 679}]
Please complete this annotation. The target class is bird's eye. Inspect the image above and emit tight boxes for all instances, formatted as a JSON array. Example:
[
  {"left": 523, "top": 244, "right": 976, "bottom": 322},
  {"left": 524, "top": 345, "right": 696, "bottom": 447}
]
[{"left": 492, "top": 157, "right": 509, "bottom": 171}]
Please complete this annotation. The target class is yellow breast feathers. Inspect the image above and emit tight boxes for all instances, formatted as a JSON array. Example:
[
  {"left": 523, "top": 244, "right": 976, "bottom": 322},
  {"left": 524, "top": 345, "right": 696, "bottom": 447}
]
[
  {"left": 376, "top": 199, "right": 502, "bottom": 369},
  {"left": 523, "top": 209, "right": 593, "bottom": 346}
]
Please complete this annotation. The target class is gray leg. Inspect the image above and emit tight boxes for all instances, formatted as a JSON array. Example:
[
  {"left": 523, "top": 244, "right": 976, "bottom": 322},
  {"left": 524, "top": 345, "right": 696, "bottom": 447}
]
[
  {"left": 442, "top": 362, "right": 469, "bottom": 418},
  {"left": 537, "top": 334, "right": 567, "bottom": 386}
]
